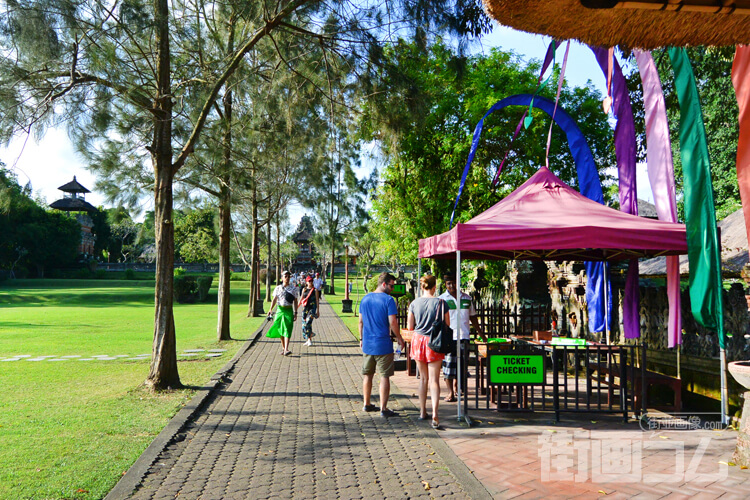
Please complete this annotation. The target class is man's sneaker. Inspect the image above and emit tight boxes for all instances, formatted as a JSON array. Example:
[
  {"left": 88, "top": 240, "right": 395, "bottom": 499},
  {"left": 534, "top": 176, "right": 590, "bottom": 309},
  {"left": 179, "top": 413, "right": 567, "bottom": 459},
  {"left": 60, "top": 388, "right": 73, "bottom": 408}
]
[
  {"left": 380, "top": 409, "right": 398, "bottom": 418},
  {"left": 304, "top": 339, "right": 312, "bottom": 346},
  {"left": 362, "top": 404, "right": 379, "bottom": 412}
]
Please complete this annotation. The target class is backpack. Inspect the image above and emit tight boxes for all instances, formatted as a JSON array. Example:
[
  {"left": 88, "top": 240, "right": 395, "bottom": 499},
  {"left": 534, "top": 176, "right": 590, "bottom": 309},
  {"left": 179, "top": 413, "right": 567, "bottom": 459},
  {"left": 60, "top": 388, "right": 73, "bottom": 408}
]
[{"left": 428, "top": 300, "right": 456, "bottom": 354}]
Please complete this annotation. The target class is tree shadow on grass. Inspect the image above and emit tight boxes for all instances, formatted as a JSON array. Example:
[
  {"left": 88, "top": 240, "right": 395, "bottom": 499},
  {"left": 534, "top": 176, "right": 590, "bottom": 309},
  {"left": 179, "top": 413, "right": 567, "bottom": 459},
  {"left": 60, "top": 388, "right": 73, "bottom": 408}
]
[{"left": 0, "top": 290, "right": 154, "bottom": 307}]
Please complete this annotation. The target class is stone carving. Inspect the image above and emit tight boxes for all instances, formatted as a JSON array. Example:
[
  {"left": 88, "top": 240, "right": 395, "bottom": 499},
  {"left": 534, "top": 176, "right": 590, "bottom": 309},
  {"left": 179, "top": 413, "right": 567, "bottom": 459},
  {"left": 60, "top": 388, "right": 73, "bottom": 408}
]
[{"left": 497, "top": 260, "right": 750, "bottom": 361}]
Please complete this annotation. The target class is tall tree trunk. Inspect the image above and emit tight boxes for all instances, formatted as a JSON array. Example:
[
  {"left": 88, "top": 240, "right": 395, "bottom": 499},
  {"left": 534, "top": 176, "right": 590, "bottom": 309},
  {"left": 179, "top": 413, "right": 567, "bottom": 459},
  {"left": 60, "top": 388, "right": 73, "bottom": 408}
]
[
  {"left": 217, "top": 185, "right": 232, "bottom": 340},
  {"left": 146, "top": 0, "right": 181, "bottom": 390},
  {"left": 266, "top": 215, "right": 272, "bottom": 301},
  {"left": 255, "top": 247, "right": 261, "bottom": 302},
  {"left": 247, "top": 183, "right": 259, "bottom": 316},
  {"left": 329, "top": 235, "right": 336, "bottom": 294},
  {"left": 275, "top": 214, "right": 280, "bottom": 287},
  {"left": 216, "top": 21, "right": 235, "bottom": 341}
]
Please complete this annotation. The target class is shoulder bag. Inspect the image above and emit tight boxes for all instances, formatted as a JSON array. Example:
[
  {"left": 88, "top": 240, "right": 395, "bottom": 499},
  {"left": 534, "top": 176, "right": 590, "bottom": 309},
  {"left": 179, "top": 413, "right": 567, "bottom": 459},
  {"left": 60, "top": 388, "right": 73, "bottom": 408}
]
[
  {"left": 283, "top": 287, "right": 296, "bottom": 305},
  {"left": 428, "top": 299, "right": 456, "bottom": 355},
  {"left": 300, "top": 288, "right": 314, "bottom": 308}
]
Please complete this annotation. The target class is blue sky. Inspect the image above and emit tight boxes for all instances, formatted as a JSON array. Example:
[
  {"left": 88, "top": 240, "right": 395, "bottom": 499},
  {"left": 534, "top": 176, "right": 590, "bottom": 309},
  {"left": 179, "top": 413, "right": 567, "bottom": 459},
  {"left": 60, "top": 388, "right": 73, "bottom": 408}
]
[{"left": 1, "top": 24, "right": 652, "bottom": 226}]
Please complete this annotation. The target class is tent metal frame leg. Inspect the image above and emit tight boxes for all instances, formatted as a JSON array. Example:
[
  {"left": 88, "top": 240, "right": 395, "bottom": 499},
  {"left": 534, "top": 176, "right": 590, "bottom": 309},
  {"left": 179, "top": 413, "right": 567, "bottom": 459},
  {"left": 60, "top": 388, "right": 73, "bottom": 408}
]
[
  {"left": 720, "top": 347, "right": 728, "bottom": 425},
  {"left": 456, "top": 252, "right": 472, "bottom": 426}
]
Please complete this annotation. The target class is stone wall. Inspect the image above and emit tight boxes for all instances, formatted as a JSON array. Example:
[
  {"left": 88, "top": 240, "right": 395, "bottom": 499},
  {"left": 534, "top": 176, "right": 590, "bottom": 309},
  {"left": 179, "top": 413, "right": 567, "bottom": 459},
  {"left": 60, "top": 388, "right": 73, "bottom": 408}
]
[
  {"left": 516, "top": 261, "right": 750, "bottom": 362},
  {"left": 637, "top": 282, "right": 750, "bottom": 362}
]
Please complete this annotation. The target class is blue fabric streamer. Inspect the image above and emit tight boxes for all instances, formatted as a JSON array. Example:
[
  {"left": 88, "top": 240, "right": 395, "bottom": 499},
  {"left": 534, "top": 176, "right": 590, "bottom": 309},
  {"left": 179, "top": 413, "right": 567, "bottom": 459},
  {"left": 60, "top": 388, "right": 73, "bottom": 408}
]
[{"left": 449, "top": 93, "right": 611, "bottom": 333}]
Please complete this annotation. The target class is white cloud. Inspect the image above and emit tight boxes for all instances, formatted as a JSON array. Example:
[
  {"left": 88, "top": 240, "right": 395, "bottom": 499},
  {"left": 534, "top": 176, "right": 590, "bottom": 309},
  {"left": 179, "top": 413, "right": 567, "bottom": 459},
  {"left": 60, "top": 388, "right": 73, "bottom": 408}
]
[{"left": 1, "top": 128, "right": 105, "bottom": 207}]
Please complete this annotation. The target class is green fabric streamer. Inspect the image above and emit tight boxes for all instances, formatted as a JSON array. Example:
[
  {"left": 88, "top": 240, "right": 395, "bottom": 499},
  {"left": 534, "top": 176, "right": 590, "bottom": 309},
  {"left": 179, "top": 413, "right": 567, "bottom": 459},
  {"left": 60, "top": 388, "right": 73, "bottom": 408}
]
[{"left": 668, "top": 47, "right": 725, "bottom": 348}]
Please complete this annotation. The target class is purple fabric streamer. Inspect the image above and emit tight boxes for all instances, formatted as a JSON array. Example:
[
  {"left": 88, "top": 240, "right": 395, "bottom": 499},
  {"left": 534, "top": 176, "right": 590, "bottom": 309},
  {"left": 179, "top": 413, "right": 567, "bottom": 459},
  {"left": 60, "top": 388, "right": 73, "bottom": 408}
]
[
  {"left": 492, "top": 41, "right": 559, "bottom": 187},
  {"left": 592, "top": 47, "right": 640, "bottom": 340}
]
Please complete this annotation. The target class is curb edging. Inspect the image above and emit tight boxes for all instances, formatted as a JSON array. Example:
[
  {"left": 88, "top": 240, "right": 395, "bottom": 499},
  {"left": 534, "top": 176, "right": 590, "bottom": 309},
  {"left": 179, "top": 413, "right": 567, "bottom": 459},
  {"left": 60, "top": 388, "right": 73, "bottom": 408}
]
[{"left": 105, "top": 320, "right": 269, "bottom": 500}]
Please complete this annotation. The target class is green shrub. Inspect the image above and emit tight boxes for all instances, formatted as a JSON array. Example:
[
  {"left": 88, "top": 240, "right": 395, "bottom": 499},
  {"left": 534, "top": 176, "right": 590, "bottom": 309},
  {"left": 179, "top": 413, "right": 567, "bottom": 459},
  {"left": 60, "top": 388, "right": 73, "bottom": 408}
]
[
  {"left": 173, "top": 275, "right": 212, "bottom": 303},
  {"left": 366, "top": 275, "right": 379, "bottom": 293},
  {"left": 196, "top": 276, "right": 213, "bottom": 302},
  {"left": 173, "top": 276, "right": 198, "bottom": 304},
  {"left": 230, "top": 271, "right": 250, "bottom": 281},
  {"left": 13, "top": 267, "right": 29, "bottom": 279},
  {"left": 76, "top": 268, "right": 92, "bottom": 279},
  {"left": 124, "top": 269, "right": 136, "bottom": 280},
  {"left": 398, "top": 292, "right": 413, "bottom": 308},
  {"left": 95, "top": 269, "right": 107, "bottom": 279},
  {"left": 174, "top": 267, "right": 186, "bottom": 277}
]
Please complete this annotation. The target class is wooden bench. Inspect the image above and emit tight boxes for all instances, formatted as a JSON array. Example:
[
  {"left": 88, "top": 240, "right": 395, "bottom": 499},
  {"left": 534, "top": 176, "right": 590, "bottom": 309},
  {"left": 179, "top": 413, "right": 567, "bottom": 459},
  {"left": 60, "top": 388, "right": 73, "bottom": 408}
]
[
  {"left": 588, "top": 363, "right": 681, "bottom": 412},
  {"left": 634, "top": 371, "right": 681, "bottom": 413}
]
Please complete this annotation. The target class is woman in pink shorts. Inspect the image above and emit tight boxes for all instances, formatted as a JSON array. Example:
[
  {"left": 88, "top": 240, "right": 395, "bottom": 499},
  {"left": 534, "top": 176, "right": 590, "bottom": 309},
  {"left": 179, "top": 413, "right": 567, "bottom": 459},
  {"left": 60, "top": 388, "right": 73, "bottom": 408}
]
[{"left": 407, "top": 274, "right": 451, "bottom": 429}]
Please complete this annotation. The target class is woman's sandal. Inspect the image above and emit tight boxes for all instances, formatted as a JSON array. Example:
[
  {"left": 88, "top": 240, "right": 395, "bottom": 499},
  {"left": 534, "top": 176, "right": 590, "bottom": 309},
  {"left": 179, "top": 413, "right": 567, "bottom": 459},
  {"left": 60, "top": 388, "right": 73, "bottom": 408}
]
[
  {"left": 444, "top": 395, "right": 457, "bottom": 402},
  {"left": 418, "top": 413, "right": 430, "bottom": 421},
  {"left": 431, "top": 420, "right": 442, "bottom": 430}
]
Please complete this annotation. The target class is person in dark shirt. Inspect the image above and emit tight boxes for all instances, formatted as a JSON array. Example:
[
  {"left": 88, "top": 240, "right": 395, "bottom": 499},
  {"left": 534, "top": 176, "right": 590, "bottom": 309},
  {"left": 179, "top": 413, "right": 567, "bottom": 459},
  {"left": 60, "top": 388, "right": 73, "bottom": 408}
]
[
  {"left": 301, "top": 276, "right": 320, "bottom": 346},
  {"left": 408, "top": 274, "right": 451, "bottom": 429}
]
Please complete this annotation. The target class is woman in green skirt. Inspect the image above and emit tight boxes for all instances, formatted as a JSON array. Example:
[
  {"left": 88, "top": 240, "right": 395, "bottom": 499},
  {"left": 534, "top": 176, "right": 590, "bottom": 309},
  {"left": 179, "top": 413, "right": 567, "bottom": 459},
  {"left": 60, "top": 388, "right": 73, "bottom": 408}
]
[{"left": 267, "top": 270, "right": 299, "bottom": 355}]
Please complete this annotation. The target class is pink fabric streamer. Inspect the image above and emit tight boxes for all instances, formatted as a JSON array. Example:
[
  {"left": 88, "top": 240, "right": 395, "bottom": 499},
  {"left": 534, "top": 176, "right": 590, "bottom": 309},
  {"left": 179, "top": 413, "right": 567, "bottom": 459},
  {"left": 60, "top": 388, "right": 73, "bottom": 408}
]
[
  {"left": 634, "top": 49, "right": 682, "bottom": 348},
  {"left": 732, "top": 46, "right": 750, "bottom": 269}
]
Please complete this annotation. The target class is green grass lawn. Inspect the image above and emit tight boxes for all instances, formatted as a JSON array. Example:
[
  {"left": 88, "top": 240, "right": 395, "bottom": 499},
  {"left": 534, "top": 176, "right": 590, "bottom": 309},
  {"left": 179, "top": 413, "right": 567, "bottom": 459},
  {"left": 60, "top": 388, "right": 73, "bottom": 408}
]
[{"left": 0, "top": 278, "right": 263, "bottom": 500}]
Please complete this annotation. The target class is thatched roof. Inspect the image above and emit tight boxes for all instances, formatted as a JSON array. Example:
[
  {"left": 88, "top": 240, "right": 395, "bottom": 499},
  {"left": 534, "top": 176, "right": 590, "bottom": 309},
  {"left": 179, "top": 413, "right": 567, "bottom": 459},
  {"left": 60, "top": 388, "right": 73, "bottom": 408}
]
[
  {"left": 640, "top": 208, "right": 749, "bottom": 276},
  {"left": 483, "top": 0, "right": 750, "bottom": 49},
  {"left": 57, "top": 176, "right": 90, "bottom": 193},
  {"left": 637, "top": 199, "right": 658, "bottom": 219},
  {"left": 49, "top": 197, "right": 97, "bottom": 213}
]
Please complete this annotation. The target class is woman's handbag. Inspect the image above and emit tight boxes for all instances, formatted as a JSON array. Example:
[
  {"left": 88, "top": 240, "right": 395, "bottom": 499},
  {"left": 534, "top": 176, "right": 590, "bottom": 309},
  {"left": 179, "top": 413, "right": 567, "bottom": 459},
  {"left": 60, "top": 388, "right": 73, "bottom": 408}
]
[
  {"left": 299, "top": 288, "right": 314, "bottom": 308},
  {"left": 428, "top": 300, "right": 456, "bottom": 354}
]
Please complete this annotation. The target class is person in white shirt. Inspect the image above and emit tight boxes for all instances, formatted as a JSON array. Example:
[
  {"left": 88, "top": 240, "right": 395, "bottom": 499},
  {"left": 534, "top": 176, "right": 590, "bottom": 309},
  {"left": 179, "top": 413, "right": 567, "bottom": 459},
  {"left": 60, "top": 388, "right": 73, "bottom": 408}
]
[
  {"left": 313, "top": 272, "right": 323, "bottom": 294},
  {"left": 438, "top": 274, "right": 487, "bottom": 402},
  {"left": 266, "top": 270, "right": 299, "bottom": 356}
]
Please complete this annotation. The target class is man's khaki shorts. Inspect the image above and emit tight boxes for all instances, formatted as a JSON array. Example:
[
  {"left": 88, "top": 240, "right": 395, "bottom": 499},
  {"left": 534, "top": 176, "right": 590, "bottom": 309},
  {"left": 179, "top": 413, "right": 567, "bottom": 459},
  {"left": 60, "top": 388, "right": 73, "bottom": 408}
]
[{"left": 362, "top": 353, "right": 395, "bottom": 377}]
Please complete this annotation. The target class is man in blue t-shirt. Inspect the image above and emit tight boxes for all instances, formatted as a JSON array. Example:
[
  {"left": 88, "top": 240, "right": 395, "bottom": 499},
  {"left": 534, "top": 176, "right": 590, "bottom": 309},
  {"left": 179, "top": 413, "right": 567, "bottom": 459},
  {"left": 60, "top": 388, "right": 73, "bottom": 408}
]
[{"left": 359, "top": 272, "right": 405, "bottom": 417}]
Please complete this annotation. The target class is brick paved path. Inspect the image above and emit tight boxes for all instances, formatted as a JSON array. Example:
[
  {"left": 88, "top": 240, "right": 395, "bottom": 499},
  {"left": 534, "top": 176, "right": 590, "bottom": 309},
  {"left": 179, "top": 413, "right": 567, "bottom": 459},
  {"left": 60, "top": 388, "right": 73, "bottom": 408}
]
[
  {"left": 393, "top": 359, "right": 750, "bottom": 499},
  {"left": 123, "top": 299, "right": 488, "bottom": 499}
]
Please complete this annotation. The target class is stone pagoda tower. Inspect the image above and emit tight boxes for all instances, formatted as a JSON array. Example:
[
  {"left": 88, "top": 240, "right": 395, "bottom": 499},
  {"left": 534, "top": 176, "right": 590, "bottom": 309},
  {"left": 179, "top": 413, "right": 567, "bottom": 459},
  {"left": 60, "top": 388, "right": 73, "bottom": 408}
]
[
  {"left": 292, "top": 215, "right": 315, "bottom": 270},
  {"left": 49, "top": 176, "right": 97, "bottom": 255}
]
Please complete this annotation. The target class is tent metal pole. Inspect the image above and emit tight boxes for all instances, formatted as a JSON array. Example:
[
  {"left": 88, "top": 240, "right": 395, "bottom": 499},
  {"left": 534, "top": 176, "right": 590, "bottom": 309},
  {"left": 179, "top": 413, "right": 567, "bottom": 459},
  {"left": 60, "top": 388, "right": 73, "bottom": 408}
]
[
  {"left": 720, "top": 347, "right": 728, "bottom": 424},
  {"left": 717, "top": 227, "right": 728, "bottom": 425},
  {"left": 456, "top": 251, "right": 464, "bottom": 421}
]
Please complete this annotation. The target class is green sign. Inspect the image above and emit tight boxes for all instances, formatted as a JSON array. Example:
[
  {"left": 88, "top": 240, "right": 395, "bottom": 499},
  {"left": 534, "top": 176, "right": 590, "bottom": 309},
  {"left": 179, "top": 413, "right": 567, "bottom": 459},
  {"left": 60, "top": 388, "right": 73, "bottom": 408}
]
[{"left": 489, "top": 354, "right": 545, "bottom": 384}]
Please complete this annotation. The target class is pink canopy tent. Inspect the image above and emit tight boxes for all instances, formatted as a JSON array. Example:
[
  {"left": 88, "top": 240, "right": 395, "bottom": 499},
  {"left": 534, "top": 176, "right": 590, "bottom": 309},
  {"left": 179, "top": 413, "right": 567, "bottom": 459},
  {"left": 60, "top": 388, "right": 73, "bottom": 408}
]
[
  {"left": 418, "top": 167, "right": 688, "bottom": 424},
  {"left": 419, "top": 167, "right": 688, "bottom": 262}
]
